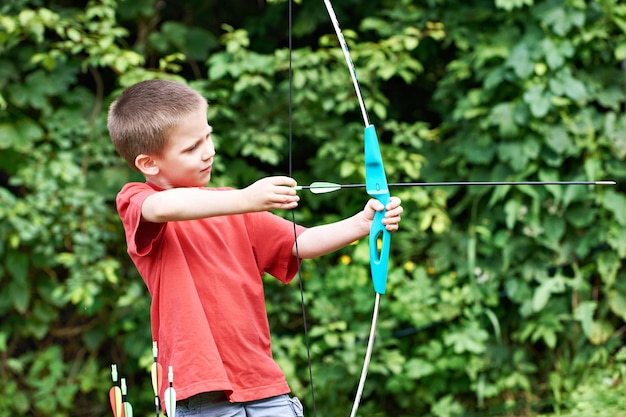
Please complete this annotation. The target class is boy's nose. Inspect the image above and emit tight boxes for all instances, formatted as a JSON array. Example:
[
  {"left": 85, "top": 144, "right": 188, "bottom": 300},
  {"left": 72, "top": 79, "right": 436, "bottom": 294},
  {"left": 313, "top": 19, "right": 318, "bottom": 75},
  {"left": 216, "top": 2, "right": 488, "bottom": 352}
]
[{"left": 202, "top": 142, "right": 215, "bottom": 159}]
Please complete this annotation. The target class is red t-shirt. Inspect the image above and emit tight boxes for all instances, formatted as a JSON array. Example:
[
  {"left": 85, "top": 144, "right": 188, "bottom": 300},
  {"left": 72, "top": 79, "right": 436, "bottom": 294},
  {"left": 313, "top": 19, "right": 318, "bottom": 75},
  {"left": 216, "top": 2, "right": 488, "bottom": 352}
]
[{"left": 116, "top": 182, "right": 306, "bottom": 402}]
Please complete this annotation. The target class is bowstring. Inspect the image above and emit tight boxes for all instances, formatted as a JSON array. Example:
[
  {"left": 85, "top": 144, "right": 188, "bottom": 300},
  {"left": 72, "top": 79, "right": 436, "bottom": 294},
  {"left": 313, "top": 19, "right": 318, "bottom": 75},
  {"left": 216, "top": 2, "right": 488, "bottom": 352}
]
[{"left": 287, "top": 1, "right": 318, "bottom": 415}]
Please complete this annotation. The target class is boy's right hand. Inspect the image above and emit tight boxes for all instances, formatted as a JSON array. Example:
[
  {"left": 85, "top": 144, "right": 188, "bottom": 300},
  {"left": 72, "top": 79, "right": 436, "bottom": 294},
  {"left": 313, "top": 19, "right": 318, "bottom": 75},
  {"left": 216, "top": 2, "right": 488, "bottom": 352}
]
[{"left": 243, "top": 176, "right": 300, "bottom": 211}]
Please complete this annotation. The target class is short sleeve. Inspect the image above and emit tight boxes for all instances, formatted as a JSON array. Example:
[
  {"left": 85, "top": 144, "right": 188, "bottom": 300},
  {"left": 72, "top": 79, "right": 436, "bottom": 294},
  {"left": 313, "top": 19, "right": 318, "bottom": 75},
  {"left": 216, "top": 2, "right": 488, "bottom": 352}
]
[
  {"left": 247, "top": 211, "right": 306, "bottom": 284},
  {"left": 116, "top": 182, "right": 165, "bottom": 256}
]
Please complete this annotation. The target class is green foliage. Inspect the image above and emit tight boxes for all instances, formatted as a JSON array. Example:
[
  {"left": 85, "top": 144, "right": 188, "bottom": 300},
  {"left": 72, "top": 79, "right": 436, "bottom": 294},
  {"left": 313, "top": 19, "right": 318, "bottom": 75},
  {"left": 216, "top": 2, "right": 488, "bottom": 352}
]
[
  {"left": 0, "top": 0, "right": 625, "bottom": 416},
  {"left": 0, "top": 1, "right": 151, "bottom": 416},
  {"left": 540, "top": 347, "right": 626, "bottom": 417}
]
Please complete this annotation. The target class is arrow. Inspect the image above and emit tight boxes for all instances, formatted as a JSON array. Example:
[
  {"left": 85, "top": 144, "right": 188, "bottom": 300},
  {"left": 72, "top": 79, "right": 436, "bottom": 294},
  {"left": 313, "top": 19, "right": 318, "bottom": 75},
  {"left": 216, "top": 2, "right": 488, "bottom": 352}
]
[
  {"left": 295, "top": 180, "right": 616, "bottom": 194},
  {"left": 150, "top": 341, "right": 162, "bottom": 417},
  {"left": 164, "top": 366, "right": 176, "bottom": 417},
  {"left": 109, "top": 364, "right": 124, "bottom": 417},
  {"left": 121, "top": 378, "right": 133, "bottom": 417}
]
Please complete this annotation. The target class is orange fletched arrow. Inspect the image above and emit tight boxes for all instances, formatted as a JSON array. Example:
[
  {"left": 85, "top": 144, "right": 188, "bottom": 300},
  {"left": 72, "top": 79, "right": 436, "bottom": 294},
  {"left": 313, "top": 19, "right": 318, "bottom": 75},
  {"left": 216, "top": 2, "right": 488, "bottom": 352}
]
[
  {"left": 151, "top": 341, "right": 162, "bottom": 417},
  {"left": 109, "top": 364, "right": 124, "bottom": 417}
]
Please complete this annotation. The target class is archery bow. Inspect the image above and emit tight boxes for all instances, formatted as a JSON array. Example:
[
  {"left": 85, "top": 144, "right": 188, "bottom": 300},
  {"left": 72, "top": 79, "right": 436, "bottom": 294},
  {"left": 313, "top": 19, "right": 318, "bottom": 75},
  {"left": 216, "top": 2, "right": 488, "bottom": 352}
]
[{"left": 322, "top": 2, "right": 391, "bottom": 416}]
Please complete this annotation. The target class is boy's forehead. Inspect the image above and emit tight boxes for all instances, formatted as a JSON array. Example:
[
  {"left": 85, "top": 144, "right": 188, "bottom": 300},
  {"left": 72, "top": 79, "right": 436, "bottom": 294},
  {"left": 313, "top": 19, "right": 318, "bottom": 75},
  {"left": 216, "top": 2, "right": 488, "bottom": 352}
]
[{"left": 165, "top": 110, "right": 211, "bottom": 143}]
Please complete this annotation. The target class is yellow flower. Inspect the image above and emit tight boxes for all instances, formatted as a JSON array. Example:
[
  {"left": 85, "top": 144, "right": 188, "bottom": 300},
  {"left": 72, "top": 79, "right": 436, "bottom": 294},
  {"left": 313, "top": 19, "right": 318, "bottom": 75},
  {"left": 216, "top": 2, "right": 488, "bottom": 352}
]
[{"left": 339, "top": 255, "right": 351, "bottom": 265}]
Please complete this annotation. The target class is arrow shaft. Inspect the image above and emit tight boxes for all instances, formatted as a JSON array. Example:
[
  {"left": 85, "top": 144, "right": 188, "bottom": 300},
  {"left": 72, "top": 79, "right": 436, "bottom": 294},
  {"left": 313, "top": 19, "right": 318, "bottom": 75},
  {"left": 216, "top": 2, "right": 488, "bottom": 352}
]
[
  {"left": 298, "top": 180, "right": 614, "bottom": 191},
  {"left": 388, "top": 180, "right": 615, "bottom": 187}
]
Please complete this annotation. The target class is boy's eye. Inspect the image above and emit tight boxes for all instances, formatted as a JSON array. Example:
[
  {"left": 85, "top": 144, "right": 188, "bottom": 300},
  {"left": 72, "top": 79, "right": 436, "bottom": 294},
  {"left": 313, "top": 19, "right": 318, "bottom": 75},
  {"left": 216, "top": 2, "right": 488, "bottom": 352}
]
[{"left": 186, "top": 141, "right": 203, "bottom": 152}]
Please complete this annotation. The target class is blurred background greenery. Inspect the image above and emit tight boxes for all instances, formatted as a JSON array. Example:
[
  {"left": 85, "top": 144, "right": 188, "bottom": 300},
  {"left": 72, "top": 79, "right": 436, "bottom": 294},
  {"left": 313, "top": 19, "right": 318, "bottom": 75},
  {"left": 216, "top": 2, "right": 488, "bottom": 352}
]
[{"left": 1, "top": 0, "right": 625, "bottom": 415}]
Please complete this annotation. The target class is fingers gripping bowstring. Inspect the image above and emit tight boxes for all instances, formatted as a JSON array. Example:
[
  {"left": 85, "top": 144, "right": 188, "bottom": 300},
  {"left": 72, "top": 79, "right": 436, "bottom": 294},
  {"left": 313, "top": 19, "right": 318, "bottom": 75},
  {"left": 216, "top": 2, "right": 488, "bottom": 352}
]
[{"left": 288, "top": 1, "right": 318, "bottom": 416}]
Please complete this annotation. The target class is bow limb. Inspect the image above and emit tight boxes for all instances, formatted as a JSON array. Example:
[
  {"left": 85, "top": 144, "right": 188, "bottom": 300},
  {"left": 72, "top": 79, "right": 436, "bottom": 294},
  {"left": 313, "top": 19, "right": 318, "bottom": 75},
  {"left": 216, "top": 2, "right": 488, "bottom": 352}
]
[
  {"left": 322, "top": 0, "right": 370, "bottom": 126},
  {"left": 322, "top": 0, "right": 391, "bottom": 295}
]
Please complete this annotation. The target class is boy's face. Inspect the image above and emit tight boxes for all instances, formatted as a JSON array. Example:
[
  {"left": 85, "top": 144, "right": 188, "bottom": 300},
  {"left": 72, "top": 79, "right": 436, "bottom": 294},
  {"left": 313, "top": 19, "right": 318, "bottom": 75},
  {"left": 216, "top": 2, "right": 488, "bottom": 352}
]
[{"left": 149, "top": 106, "right": 215, "bottom": 189}]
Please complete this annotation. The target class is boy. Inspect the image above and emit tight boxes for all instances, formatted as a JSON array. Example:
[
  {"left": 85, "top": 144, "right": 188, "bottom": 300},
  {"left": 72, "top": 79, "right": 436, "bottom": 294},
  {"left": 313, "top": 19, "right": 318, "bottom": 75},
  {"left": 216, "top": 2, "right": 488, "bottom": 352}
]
[{"left": 107, "top": 79, "right": 402, "bottom": 417}]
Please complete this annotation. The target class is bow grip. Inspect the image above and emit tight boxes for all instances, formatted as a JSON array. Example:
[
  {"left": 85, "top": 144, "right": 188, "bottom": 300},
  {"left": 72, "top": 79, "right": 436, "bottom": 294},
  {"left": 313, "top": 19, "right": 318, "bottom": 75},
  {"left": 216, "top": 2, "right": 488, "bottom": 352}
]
[
  {"left": 369, "top": 201, "right": 390, "bottom": 294},
  {"left": 364, "top": 124, "right": 391, "bottom": 294}
]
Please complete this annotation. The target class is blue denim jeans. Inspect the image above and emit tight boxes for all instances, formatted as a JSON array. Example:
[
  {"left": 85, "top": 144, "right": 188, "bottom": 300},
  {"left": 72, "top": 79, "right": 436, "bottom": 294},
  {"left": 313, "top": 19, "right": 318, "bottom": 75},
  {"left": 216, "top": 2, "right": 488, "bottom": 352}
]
[{"left": 176, "top": 392, "right": 304, "bottom": 417}]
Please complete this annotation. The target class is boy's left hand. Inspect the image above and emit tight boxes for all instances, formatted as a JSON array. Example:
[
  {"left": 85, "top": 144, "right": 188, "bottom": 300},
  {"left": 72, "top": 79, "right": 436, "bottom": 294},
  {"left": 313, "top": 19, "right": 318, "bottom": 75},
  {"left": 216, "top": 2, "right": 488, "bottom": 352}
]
[{"left": 365, "top": 196, "right": 403, "bottom": 232}]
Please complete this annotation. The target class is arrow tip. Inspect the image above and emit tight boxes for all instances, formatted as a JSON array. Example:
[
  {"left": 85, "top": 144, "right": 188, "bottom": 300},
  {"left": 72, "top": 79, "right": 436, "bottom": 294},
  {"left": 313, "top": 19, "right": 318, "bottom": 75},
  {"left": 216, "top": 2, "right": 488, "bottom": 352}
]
[{"left": 595, "top": 180, "right": 616, "bottom": 185}]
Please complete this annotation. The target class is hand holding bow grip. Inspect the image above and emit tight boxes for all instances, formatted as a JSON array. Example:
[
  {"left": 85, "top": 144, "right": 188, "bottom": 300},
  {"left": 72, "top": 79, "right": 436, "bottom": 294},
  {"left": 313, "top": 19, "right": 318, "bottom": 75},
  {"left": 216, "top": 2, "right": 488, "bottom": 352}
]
[{"left": 364, "top": 125, "right": 391, "bottom": 295}]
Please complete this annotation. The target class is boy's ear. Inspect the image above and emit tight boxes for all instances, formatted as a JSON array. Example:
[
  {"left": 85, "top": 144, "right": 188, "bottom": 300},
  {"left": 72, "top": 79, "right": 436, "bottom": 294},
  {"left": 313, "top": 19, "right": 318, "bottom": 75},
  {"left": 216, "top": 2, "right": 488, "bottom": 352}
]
[{"left": 135, "top": 154, "right": 159, "bottom": 176}]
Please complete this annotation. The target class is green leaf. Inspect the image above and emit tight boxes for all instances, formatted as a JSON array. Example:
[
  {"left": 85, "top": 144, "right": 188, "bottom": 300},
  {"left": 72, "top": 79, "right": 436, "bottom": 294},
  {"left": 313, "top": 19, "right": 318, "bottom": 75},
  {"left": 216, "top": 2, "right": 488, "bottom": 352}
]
[
  {"left": 504, "top": 198, "right": 521, "bottom": 229},
  {"left": 523, "top": 85, "right": 551, "bottom": 118},
  {"left": 506, "top": 43, "right": 534, "bottom": 78},
  {"left": 6, "top": 251, "right": 28, "bottom": 283},
  {"left": 7, "top": 278, "right": 30, "bottom": 314},
  {"left": 541, "top": 215, "right": 565, "bottom": 248},
  {"left": 497, "top": 138, "right": 540, "bottom": 171},
  {"left": 541, "top": 38, "right": 565, "bottom": 70},
  {"left": 597, "top": 251, "right": 620, "bottom": 287},
  {"left": 533, "top": 280, "right": 553, "bottom": 312},
  {"left": 405, "top": 357, "right": 437, "bottom": 379},
  {"left": 573, "top": 301, "right": 596, "bottom": 339},
  {"left": 565, "top": 205, "right": 596, "bottom": 227},
  {"left": 589, "top": 321, "right": 613, "bottom": 345},
  {"left": 545, "top": 125, "right": 572, "bottom": 155},
  {"left": 444, "top": 323, "right": 488, "bottom": 354},
  {"left": 488, "top": 102, "right": 519, "bottom": 137},
  {"left": 549, "top": 68, "right": 587, "bottom": 101},
  {"left": 602, "top": 190, "right": 626, "bottom": 226},
  {"left": 539, "top": 4, "right": 585, "bottom": 36},
  {"left": 607, "top": 226, "right": 626, "bottom": 257},
  {"left": 608, "top": 290, "right": 626, "bottom": 321}
]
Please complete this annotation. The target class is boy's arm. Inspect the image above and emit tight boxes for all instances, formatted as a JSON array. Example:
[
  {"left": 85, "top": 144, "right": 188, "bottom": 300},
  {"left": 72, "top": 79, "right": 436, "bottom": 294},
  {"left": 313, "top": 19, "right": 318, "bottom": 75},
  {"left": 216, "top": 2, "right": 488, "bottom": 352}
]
[
  {"left": 293, "top": 197, "right": 402, "bottom": 259},
  {"left": 142, "top": 176, "right": 300, "bottom": 222}
]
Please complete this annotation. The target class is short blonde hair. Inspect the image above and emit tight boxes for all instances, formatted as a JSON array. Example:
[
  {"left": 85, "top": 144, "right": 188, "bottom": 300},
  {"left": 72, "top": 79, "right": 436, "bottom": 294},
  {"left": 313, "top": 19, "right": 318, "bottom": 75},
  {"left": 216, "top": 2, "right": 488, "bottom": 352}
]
[{"left": 107, "top": 79, "right": 207, "bottom": 170}]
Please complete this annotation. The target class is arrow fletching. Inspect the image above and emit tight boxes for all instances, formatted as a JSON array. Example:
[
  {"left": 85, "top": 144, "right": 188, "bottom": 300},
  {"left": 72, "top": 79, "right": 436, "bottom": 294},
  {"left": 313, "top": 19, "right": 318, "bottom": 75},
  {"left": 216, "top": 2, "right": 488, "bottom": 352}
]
[
  {"left": 151, "top": 342, "right": 162, "bottom": 396},
  {"left": 295, "top": 181, "right": 342, "bottom": 194},
  {"left": 109, "top": 364, "right": 124, "bottom": 417},
  {"left": 164, "top": 366, "right": 176, "bottom": 417},
  {"left": 123, "top": 402, "right": 133, "bottom": 417},
  {"left": 150, "top": 363, "right": 162, "bottom": 395},
  {"left": 109, "top": 386, "right": 123, "bottom": 417}
]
